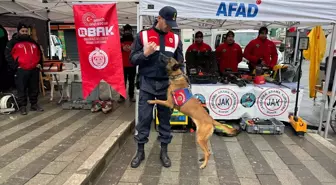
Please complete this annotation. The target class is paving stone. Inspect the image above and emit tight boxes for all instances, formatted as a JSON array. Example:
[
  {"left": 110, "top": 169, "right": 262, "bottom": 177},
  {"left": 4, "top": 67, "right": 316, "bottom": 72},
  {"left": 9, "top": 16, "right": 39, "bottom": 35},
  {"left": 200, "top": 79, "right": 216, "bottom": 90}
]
[
  {"left": 159, "top": 171, "right": 179, "bottom": 184},
  {"left": 139, "top": 175, "right": 160, "bottom": 185},
  {"left": 257, "top": 174, "right": 281, "bottom": 185},
  {"left": 25, "top": 174, "right": 55, "bottom": 185},
  {"left": 272, "top": 169, "right": 302, "bottom": 185},
  {"left": 41, "top": 161, "right": 69, "bottom": 175},
  {"left": 301, "top": 160, "right": 336, "bottom": 183},
  {"left": 288, "top": 164, "right": 323, "bottom": 185},
  {"left": 260, "top": 151, "right": 289, "bottom": 170},
  {"left": 199, "top": 176, "right": 220, "bottom": 185},
  {"left": 119, "top": 169, "right": 142, "bottom": 183},
  {"left": 239, "top": 178, "right": 261, "bottom": 185}
]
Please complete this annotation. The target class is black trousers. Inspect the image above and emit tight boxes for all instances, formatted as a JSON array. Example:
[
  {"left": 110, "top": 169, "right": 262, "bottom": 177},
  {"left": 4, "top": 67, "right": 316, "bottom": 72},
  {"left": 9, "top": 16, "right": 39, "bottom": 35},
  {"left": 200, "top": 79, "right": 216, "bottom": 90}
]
[
  {"left": 121, "top": 67, "right": 136, "bottom": 99},
  {"left": 15, "top": 68, "right": 39, "bottom": 107},
  {"left": 135, "top": 89, "right": 172, "bottom": 144}
]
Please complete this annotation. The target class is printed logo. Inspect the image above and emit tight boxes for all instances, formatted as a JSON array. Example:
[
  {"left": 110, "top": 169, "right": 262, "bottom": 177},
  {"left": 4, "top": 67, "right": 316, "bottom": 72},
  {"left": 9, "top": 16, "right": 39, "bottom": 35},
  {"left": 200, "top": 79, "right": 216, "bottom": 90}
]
[
  {"left": 18, "top": 44, "right": 24, "bottom": 48},
  {"left": 176, "top": 91, "right": 186, "bottom": 102},
  {"left": 216, "top": 1, "right": 260, "bottom": 18},
  {"left": 222, "top": 49, "right": 226, "bottom": 52},
  {"left": 82, "top": 12, "right": 97, "bottom": 26},
  {"left": 209, "top": 88, "right": 238, "bottom": 116},
  {"left": 88, "top": 47, "right": 108, "bottom": 69},
  {"left": 194, "top": 94, "right": 206, "bottom": 104},
  {"left": 257, "top": 88, "right": 290, "bottom": 116},
  {"left": 32, "top": 44, "right": 36, "bottom": 48},
  {"left": 240, "top": 93, "right": 256, "bottom": 108},
  {"left": 173, "top": 12, "right": 177, "bottom": 20},
  {"left": 256, "top": 44, "right": 260, "bottom": 48},
  {"left": 169, "top": 38, "right": 173, "bottom": 43}
]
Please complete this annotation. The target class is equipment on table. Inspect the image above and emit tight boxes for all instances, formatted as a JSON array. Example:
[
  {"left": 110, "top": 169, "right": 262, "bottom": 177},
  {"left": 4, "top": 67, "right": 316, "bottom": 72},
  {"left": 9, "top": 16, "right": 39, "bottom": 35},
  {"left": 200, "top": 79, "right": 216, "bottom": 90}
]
[
  {"left": 240, "top": 117, "right": 285, "bottom": 134},
  {"left": 186, "top": 51, "right": 219, "bottom": 84},
  {"left": 0, "top": 93, "right": 19, "bottom": 114},
  {"left": 220, "top": 69, "right": 249, "bottom": 87},
  {"left": 253, "top": 64, "right": 266, "bottom": 84},
  {"left": 288, "top": 37, "right": 309, "bottom": 136},
  {"left": 273, "top": 64, "right": 297, "bottom": 82}
]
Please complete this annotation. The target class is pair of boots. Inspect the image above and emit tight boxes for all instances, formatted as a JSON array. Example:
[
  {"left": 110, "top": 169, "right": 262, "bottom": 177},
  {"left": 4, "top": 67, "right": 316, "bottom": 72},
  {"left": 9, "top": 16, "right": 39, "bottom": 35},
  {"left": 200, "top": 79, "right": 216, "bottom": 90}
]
[{"left": 131, "top": 143, "right": 171, "bottom": 168}]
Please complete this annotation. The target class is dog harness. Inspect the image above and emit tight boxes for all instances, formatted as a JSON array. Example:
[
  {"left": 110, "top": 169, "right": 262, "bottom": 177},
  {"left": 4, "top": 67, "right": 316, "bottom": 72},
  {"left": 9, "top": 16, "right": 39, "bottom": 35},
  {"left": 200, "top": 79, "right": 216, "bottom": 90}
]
[{"left": 172, "top": 88, "right": 193, "bottom": 106}]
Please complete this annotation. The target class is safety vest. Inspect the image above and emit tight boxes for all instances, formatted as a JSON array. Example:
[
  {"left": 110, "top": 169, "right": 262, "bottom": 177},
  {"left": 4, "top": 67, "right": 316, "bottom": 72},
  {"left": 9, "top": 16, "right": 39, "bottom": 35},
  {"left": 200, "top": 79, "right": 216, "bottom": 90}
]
[{"left": 140, "top": 28, "right": 179, "bottom": 54}]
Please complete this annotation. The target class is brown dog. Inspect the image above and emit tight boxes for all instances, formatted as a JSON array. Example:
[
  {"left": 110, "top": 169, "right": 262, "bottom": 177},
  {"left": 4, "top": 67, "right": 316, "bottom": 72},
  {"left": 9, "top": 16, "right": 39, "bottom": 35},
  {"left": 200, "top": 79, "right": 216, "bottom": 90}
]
[{"left": 147, "top": 57, "right": 238, "bottom": 169}]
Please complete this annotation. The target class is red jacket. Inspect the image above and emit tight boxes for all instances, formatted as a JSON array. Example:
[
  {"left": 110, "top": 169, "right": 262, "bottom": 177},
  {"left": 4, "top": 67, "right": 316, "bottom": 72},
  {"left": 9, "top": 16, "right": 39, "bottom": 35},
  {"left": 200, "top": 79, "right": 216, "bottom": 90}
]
[
  {"left": 187, "top": 42, "right": 212, "bottom": 52},
  {"left": 121, "top": 41, "right": 133, "bottom": 67},
  {"left": 5, "top": 37, "right": 42, "bottom": 70},
  {"left": 215, "top": 42, "right": 243, "bottom": 72},
  {"left": 243, "top": 37, "right": 278, "bottom": 68}
]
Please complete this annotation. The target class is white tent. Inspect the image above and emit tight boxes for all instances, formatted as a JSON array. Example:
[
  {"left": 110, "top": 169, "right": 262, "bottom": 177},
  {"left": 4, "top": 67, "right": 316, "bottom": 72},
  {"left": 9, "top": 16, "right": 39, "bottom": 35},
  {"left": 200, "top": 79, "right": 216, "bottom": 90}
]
[
  {"left": 0, "top": 0, "right": 139, "bottom": 25},
  {"left": 136, "top": 0, "right": 336, "bottom": 139}
]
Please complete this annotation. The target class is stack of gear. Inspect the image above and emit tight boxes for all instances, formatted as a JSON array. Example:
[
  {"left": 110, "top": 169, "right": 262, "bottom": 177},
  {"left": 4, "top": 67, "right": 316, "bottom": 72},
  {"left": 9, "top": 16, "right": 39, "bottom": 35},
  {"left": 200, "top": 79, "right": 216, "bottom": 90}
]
[
  {"left": 185, "top": 51, "right": 218, "bottom": 84},
  {"left": 220, "top": 70, "right": 250, "bottom": 87},
  {"left": 253, "top": 64, "right": 266, "bottom": 84},
  {"left": 91, "top": 100, "right": 114, "bottom": 114},
  {"left": 240, "top": 117, "right": 285, "bottom": 134},
  {"left": 272, "top": 64, "right": 297, "bottom": 83}
]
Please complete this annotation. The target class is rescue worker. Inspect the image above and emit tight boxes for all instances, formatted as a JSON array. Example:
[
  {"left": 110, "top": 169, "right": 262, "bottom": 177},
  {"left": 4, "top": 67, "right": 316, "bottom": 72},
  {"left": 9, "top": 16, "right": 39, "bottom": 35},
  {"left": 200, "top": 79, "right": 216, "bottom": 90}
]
[
  {"left": 186, "top": 31, "right": 212, "bottom": 52},
  {"left": 215, "top": 31, "right": 243, "bottom": 73},
  {"left": 118, "top": 24, "right": 136, "bottom": 103},
  {"left": 129, "top": 6, "right": 184, "bottom": 168},
  {"left": 244, "top": 27, "right": 278, "bottom": 72},
  {"left": 5, "top": 23, "right": 44, "bottom": 115}
]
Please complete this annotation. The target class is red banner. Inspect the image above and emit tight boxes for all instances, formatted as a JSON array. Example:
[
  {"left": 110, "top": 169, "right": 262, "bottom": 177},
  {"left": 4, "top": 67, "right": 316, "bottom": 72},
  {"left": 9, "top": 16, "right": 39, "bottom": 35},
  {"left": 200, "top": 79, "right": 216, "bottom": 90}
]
[{"left": 73, "top": 3, "right": 126, "bottom": 99}]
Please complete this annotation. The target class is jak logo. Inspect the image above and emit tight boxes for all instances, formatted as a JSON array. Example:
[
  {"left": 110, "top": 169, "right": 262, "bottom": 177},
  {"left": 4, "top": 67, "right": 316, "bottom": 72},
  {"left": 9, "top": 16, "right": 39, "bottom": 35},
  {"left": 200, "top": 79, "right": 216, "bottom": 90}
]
[
  {"left": 209, "top": 88, "right": 238, "bottom": 116},
  {"left": 257, "top": 88, "right": 289, "bottom": 116},
  {"left": 216, "top": 1, "right": 260, "bottom": 18}
]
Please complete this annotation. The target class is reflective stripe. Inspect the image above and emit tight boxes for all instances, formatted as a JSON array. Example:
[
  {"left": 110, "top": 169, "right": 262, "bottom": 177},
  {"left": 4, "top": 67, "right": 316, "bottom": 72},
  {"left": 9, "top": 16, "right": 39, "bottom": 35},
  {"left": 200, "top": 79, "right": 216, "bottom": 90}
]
[
  {"left": 173, "top": 34, "right": 179, "bottom": 50},
  {"left": 142, "top": 30, "right": 179, "bottom": 53},
  {"left": 142, "top": 30, "right": 149, "bottom": 47}
]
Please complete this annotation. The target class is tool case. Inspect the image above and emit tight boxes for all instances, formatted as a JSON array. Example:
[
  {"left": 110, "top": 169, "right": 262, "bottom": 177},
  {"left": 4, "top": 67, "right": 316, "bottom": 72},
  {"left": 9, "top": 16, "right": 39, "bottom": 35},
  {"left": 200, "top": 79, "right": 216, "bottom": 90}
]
[{"left": 240, "top": 117, "right": 285, "bottom": 134}]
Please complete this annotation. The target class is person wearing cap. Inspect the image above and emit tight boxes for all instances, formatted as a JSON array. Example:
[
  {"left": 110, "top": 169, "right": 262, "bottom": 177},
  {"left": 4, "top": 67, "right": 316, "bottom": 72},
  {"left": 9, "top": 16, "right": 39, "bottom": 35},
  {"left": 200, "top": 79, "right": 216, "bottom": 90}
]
[
  {"left": 186, "top": 31, "right": 212, "bottom": 52},
  {"left": 244, "top": 26, "right": 278, "bottom": 72},
  {"left": 215, "top": 31, "right": 243, "bottom": 73},
  {"left": 4, "top": 23, "right": 44, "bottom": 115},
  {"left": 129, "top": 6, "right": 184, "bottom": 168},
  {"left": 118, "top": 24, "right": 136, "bottom": 103}
]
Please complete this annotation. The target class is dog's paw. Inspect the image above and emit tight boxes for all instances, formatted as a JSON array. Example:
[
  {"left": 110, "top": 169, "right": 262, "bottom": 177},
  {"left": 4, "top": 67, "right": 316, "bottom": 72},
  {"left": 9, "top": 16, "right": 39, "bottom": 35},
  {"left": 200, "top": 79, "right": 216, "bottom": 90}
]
[
  {"left": 147, "top": 100, "right": 156, "bottom": 104},
  {"left": 199, "top": 164, "right": 207, "bottom": 169}
]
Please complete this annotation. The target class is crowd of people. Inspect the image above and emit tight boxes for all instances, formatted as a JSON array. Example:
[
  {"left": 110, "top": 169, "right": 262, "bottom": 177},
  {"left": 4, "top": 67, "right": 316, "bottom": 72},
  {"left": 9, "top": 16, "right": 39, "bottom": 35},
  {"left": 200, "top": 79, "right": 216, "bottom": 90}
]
[{"left": 186, "top": 27, "right": 278, "bottom": 73}]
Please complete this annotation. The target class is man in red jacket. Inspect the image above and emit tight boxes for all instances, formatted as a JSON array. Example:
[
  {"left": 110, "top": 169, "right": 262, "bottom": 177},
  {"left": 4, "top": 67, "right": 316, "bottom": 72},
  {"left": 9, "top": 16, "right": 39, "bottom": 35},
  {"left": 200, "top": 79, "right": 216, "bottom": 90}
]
[
  {"left": 186, "top": 31, "right": 212, "bottom": 52},
  {"left": 118, "top": 24, "right": 136, "bottom": 103},
  {"left": 5, "top": 23, "right": 43, "bottom": 115},
  {"left": 244, "top": 27, "right": 278, "bottom": 73},
  {"left": 215, "top": 31, "right": 243, "bottom": 73}
]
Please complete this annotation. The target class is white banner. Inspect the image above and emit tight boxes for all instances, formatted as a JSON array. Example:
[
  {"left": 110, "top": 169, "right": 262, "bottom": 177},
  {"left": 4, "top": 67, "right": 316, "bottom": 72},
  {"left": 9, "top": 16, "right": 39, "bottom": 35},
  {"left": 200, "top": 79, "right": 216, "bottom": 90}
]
[
  {"left": 191, "top": 83, "right": 303, "bottom": 122},
  {"left": 140, "top": 0, "right": 336, "bottom": 24}
]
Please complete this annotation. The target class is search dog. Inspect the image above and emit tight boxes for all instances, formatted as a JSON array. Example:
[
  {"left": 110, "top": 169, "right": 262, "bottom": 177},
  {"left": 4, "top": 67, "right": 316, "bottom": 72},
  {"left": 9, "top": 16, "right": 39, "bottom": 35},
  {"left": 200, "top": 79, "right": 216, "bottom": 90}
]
[{"left": 147, "top": 56, "right": 239, "bottom": 169}]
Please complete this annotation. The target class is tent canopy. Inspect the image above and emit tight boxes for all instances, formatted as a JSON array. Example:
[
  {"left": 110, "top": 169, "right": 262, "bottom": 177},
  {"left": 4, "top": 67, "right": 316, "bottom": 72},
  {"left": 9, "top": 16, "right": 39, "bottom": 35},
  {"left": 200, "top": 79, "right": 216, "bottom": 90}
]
[
  {"left": 139, "top": 0, "right": 336, "bottom": 29},
  {"left": 0, "top": 0, "right": 139, "bottom": 25}
]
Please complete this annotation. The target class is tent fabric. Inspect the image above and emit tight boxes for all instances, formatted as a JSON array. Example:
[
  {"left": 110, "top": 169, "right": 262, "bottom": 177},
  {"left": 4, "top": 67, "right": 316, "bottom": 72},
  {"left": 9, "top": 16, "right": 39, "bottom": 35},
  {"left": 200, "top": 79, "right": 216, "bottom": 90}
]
[
  {"left": 139, "top": 0, "right": 336, "bottom": 29},
  {"left": 0, "top": 0, "right": 139, "bottom": 25}
]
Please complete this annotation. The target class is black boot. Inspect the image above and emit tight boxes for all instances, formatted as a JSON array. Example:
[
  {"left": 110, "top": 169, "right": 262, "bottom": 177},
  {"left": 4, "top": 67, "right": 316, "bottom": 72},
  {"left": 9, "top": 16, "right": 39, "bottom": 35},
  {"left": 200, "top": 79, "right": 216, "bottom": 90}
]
[
  {"left": 131, "top": 144, "right": 145, "bottom": 168},
  {"left": 31, "top": 104, "right": 44, "bottom": 112},
  {"left": 20, "top": 106, "right": 27, "bottom": 115},
  {"left": 160, "top": 143, "right": 171, "bottom": 168}
]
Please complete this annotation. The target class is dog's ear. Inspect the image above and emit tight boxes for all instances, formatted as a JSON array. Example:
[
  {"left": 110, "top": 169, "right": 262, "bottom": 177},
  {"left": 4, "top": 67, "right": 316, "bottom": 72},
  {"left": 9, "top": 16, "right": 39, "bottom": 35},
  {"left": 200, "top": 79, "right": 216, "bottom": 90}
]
[
  {"left": 172, "top": 63, "right": 183, "bottom": 71},
  {"left": 160, "top": 53, "right": 170, "bottom": 63}
]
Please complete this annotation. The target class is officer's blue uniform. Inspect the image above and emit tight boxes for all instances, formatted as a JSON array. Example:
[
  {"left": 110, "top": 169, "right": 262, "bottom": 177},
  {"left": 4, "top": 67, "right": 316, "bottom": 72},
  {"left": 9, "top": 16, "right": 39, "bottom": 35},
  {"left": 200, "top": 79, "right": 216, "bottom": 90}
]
[{"left": 130, "top": 26, "right": 184, "bottom": 145}]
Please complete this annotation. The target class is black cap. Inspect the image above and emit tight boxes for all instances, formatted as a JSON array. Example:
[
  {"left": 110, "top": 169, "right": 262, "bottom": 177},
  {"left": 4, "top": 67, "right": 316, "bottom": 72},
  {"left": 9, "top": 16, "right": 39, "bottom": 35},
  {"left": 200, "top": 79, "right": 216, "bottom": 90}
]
[
  {"left": 123, "top": 24, "right": 132, "bottom": 31},
  {"left": 159, "top": 6, "right": 178, "bottom": 28},
  {"left": 17, "top": 22, "right": 28, "bottom": 32}
]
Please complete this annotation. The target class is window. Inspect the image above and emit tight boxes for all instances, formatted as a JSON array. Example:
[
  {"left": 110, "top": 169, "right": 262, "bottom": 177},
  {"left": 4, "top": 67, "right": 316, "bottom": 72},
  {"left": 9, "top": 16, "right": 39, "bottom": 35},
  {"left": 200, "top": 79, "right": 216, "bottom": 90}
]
[
  {"left": 234, "top": 32, "right": 258, "bottom": 48},
  {"left": 215, "top": 34, "right": 221, "bottom": 49}
]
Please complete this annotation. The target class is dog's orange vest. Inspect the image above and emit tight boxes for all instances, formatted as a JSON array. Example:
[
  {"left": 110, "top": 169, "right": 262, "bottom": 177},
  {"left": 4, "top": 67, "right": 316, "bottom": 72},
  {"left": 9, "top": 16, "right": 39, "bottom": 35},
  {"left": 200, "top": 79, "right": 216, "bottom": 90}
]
[{"left": 140, "top": 28, "right": 179, "bottom": 54}]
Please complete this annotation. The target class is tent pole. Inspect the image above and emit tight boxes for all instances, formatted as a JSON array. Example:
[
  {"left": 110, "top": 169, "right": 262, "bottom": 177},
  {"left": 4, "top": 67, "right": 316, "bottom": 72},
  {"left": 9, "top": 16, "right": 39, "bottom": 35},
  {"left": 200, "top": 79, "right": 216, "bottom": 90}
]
[
  {"left": 318, "top": 23, "right": 336, "bottom": 135},
  {"left": 293, "top": 29, "right": 300, "bottom": 65},
  {"left": 135, "top": 3, "right": 142, "bottom": 135},
  {"left": 323, "top": 23, "right": 336, "bottom": 138},
  {"left": 47, "top": 20, "right": 52, "bottom": 60}
]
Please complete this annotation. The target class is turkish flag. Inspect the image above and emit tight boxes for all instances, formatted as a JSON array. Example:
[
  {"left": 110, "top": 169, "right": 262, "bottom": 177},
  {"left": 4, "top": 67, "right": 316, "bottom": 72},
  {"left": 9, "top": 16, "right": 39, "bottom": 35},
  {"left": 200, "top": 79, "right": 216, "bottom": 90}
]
[{"left": 73, "top": 3, "right": 126, "bottom": 99}]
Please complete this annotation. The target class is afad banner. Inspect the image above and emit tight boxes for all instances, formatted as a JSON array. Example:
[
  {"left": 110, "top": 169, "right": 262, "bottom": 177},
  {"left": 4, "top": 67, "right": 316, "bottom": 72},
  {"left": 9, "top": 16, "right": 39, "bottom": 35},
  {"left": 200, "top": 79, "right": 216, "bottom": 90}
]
[{"left": 73, "top": 3, "right": 126, "bottom": 99}]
